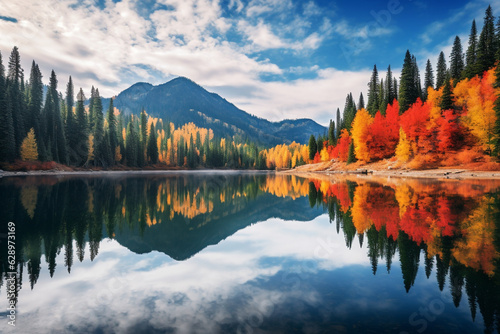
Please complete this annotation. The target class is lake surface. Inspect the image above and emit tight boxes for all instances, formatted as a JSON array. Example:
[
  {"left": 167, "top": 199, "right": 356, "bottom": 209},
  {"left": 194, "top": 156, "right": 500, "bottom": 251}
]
[{"left": 0, "top": 172, "right": 499, "bottom": 334}]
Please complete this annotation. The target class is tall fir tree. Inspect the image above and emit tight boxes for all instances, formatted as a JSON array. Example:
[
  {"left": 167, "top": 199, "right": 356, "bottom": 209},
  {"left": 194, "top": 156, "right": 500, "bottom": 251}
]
[
  {"left": 139, "top": 109, "right": 147, "bottom": 167},
  {"left": 44, "top": 70, "right": 68, "bottom": 164},
  {"left": 358, "top": 92, "right": 365, "bottom": 110},
  {"left": 7, "top": 46, "right": 25, "bottom": 156},
  {"left": 367, "top": 65, "right": 379, "bottom": 116},
  {"left": 27, "top": 61, "right": 45, "bottom": 159},
  {"left": 436, "top": 51, "right": 447, "bottom": 89},
  {"left": 476, "top": 5, "right": 496, "bottom": 75},
  {"left": 106, "top": 98, "right": 118, "bottom": 164},
  {"left": 147, "top": 122, "right": 158, "bottom": 164},
  {"left": 378, "top": 78, "right": 386, "bottom": 114},
  {"left": 65, "top": 76, "right": 79, "bottom": 164},
  {"left": 463, "top": 19, "right": 478, "bottom": 79},
  {"left": 399, "top": 50, "right": 419, "bottom": 113},
  {"left": 336, "top": 107, "right": 341, "bottom": 138},
  {"left": 308, "top": 135, "right": 317, "bottom": 161},
  {"left": 411, "top": 55, "right": 422, "bottom": 100},
  {"left": 440, "top": 74, "right": 454, "bottom": 111},
  {"left": 125, "top": 118, "right": 138, "bottom": 166},
  {"left": 88, "top": 86, "right": 96, "bottom": 131},
  {"left": 423, "top": 59, "right": 434, "bottom": 101},
  {"left": 449, "top": 36, "right": 464, "bottom": 83},
  {"left": 92, "top": 89, "right": 111, "bottom": 166},
  {"left": 343, "top": 93, "right": 357, "bottom": 130},
  {"left": 0, "top": 51, "right": 16, "bottom": 161},
  {"left": 328, "top": 119, "right": 336, "bottom": 146},
  {"left": 385, "top": 65, "right": 395, "bottom": 106},
  {"left": 393, "top": 78, "right": 398, "bottom": 100},
  {"left": 74, "top": 88, "right": 88, "bottom": 165}
]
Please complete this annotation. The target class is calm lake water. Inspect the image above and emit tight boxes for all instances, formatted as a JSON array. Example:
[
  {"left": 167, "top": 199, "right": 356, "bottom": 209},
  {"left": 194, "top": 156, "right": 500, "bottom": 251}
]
[{"left": 0, "top": 172, "right": 499, "bottom": 334}]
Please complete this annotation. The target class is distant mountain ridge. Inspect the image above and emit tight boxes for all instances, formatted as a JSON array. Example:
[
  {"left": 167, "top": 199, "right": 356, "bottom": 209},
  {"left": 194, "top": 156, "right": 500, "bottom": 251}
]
[{"left": 105, "top": 77, "right": 326, "bottom": 146}]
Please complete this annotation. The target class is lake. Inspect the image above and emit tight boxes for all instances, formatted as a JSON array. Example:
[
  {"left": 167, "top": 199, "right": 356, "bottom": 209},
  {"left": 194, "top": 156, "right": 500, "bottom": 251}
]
[{"left": 0, "top": 172, "right": 499, "bottom": 334}]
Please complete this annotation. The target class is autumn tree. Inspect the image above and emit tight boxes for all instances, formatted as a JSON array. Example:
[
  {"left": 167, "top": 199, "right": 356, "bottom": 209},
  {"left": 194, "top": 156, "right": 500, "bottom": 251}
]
[
  {"left": 20, "top": 128, "right": 38, "bottom": 161},
  {"left": 351, "top": 108, "right": 373, "bottom": 162}
]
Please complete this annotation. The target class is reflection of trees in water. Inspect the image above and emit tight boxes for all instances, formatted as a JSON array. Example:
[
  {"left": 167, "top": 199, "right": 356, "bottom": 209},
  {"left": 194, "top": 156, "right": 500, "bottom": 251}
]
[
  {"left": 309, "top": 177, "right": 500, "bottom": 333},
  {"left": 0, "top": 174, "right": 499, "bottom": 333}
]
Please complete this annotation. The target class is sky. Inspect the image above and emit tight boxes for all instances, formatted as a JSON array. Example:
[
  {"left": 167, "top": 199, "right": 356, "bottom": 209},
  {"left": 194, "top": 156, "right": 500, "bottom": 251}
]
[{"left": 0, "top": 0, "right": 499, "bottom": 126}]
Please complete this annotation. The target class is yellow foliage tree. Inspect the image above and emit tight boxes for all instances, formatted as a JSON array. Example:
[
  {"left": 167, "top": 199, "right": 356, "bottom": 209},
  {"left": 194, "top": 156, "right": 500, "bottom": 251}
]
[
  {"left": 20, "top": 128, "right": 38, "bottom": 161},
  {"left": 351, "top": 108, "right": 373, "bottom": 162},
  {"left": 395, "top": 127, "right": 411, "bottom": 162}
]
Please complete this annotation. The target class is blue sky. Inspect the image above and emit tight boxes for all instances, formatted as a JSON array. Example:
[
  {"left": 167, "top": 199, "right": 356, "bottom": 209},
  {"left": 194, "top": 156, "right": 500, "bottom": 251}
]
[{"left": 0, "top": 0, "right": 497, "bottom": 125}]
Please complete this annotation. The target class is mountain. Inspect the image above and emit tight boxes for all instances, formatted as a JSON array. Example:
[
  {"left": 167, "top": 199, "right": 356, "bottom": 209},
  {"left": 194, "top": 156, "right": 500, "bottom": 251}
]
[{"left": 108, "top": 77, "right": 326, "bottom": 146}]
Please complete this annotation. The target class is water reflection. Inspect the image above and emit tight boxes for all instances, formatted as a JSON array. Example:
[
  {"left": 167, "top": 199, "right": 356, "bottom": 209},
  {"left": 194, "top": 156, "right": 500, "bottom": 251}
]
[{"left": 0, "top": 173, "right": 499, "bottom": 333}]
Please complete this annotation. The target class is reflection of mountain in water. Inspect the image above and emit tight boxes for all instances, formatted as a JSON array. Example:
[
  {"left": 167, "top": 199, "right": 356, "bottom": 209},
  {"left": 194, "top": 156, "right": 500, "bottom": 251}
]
[{"left": 115, "top": 193, "right": 322, "bottom": 260}]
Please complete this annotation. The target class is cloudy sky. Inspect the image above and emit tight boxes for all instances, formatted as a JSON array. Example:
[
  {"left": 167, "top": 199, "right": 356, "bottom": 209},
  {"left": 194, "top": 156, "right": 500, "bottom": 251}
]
[{"left": 0, "top": 0, "right": 498, "bottom": 125}]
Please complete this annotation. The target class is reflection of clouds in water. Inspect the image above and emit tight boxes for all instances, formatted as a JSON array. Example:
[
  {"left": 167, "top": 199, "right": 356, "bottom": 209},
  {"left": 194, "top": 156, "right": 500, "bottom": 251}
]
[{"left": 11, "top": 215, "right": 371, "bottom": 334}]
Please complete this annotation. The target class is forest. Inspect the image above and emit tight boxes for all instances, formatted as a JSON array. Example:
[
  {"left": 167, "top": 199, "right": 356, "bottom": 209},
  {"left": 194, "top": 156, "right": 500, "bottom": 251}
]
[
  {"left": 1, "top": 5, "right": 500, "bottom": 171},
  {"left": 307, "top": 5, "right": 500, "bottom": 170}
]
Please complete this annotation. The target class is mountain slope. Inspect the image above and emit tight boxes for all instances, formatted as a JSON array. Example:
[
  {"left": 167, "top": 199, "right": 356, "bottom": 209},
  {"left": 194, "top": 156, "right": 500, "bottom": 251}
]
[{"left": 110, "top": 77, "right": 326, "bottom": 146}]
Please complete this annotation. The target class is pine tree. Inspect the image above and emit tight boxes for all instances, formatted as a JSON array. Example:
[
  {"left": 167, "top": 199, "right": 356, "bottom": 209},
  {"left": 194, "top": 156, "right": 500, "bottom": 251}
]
[
  {"left": 74, "top": 88, "right": 88, "bottom": 165},
  {"left": 92, "top": 89, "right": 111, "bottom": 166},
  {"left": 65, "top": 77, "right": 79, "bottom": 164},
  {"left": 328, "top": 119, "right": 336, "bottom": 146},
  {"left": 399, "top": 50, "right": 419, "bottom": 113},
  {"left": 343, "top": 93, "right": 357, "bottom": 130},
  {"left": 440, "top": 75, "right": 454, "bottom": 111},
  {"left": 125, "top": 117, "right": 138, "bottom": 166},
  {"left": 379, "top": 78, "right": 386, "bottom": 114},
  {"left": 336, "top": 108, "right": 341, "bottom": 138},
  {"left": 308, "top": 135, "right": 317, "bottom": 161},
  {"left": 20, "top": 128, "right": 38, "bottom": 161},
  {"left": 423, "top": 59, "right": 434, "bottom": 101},
  {"left": 412, "top": 55, "right": 422, "bottom": 100},
  {"left": 385, "top": 65, "right": 395, "bottom": 106},
  {"left": 106, "top": 98, "right": 118, "bottom": 162},
  {"left": 7, "top": 46, "right": 25, "bottom": 155},
  {"left": 139, "top": 109, "right": 147, "bottom": 167},
  {"left": 0, "top": 51, "right": 16, "bottom": 161},
  {"left": 393, "top": 78, "right": 398, "bottom": 100},
  {"left": 358, "top": 93, "right": 365, "bottom": 110},
  {"left": 367, "top": 65, "right": 379, "bottom": 116},
  {"left": 476, "top": 5, "right": 496, "bottom": 75},
  {"left": 449, "top": 36, "right": 464, "bottom": 83},
  {"left": 88, "top": 86, "right": 96, "bottom": 131},
  {"left": 347, "top": 141, "right": 356, "bottom": 164},
  {"left": 436, "top": 51, "right": 447, "bottom": 89},
  {"left": 27, "top": 61, "right": 45, "bottom": 160},
  {"left": 147, "top": 122, "right": 158, "bottom": 164},
  {"left": 464, "top": 20, "right": 478, "bottom": 79}
]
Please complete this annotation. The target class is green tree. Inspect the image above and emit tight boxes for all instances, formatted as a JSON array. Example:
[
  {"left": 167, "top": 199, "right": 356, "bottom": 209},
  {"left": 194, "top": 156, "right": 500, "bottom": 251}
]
[
  {"left": 358, "top": 92, "right": 365, "bottom": 110},
  {"left": 476, "top": 5, "right": 496, "bottom": 75},
  {"left": 0, "top": 51, "right": 16, "bottom": 161},
  {"left": 139, "top": 109, "right": 147, "bottom": 167},
  {"left": 450, "top": 36, "right": 464, "bottom": 83},
  {"left": 367, "top": 65, "right": 379, "bottom": 116},
  {"left": 378, "top": 78, "right": 386, "bottom": 114},
  {"left": 147, "top": 122, "right": 158, "bottom": 164},
  {"left": 399, "top": 50, "right": 419, "bottom": 113},
  {"left": 7, "top": 46, "right": 25, "bottom": 155},
  {"left": 336, "top": 108, "right": 341, "bottom": 138},
  {"left": 92, "top": 89, "right": 112, "bottom": 166},
  {"left": 44, "top": 70, "right": 68, "bottom": 164},
  {"left": 347, "top": 141, "right": 356, "bottom": 164},
  {"left": 65, "top": 76, "right": 79, "bottom": 164},
  {"left": 423, "top": 59, "right": 434, "bottom": 101},
  {"left": 74, "top": 88, "right": 88, "bottom": 165},
  {"left": 385, "top": 65, "right": 395, "bottom": 107},
  {"left": 125, "top": 118, "right": 138, "bottom": 166},
  {"left": 440, "top": 75, "right": 454, "bottom": 111},
  {"left": 412, "top": 55, "right": 422, "bottom": 100},
  {"left": 106, "top": 98, "right": 118, "bottom": 162},
  {"left": 343, "top": 93, "right": 357, "bottom": 130},
  {"left": 463, "top": 19, "right": 478, "bottom": 79},
  {"left": 27, "top": 61, "right": 45, "bottom": 160},
  {"left": 328, "top": 119, "right": 336, "bottom": 146},
  {"left": 436, "top": 51, "right": 447, "bottom": 89},
  {"left": 308, "top": 134, "right": 317, "bottom": 161}
]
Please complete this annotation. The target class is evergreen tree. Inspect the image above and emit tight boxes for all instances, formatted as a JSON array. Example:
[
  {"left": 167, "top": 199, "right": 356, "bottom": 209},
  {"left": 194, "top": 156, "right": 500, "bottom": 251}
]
[
  {"left": 385, "top": 65, "right": 395, "bottom": 106},
  {"left": 106, "top": 98, "right": 118, "bottom": 163},
  {"left": 464, "top": 20, "right": 478, "bottom": 79},
  {"left": 358, "top": 92, "right": 365, "bottom": 110},
  {"left": 423, "top": 59, "right": 434, "bottom": 101},
  {"left": 308, "top": 134, "right": 317, "bottom": 161},
  {"left": 412, "top": 55, "right": 422, "bottom": 100},
  {"left": 139, "top": 109, "right": 147, "bottom": 167},
  {"left": 476, "top": 5, "right": 496, "bottom": 75},
  {"left": 7, "top": 46, "right": 25, "bottom": 155},
  {"left": 347, "top": 141, "right": 356, "bottom": 164},
  {"left": 147, "top": 122, "right": 158, "bottom": 164},
  {"left": 0, "top": 51, "right": 16, "bottom": 161},
  {"left": 436, "top": 51, "right": 447, "bottom": 89},
  {"left": 440, "top": 74, "right": 454, "bottom": 111},
  {"left": 378, "top": 78, "right": 386, "bottom": 114},
  {"left": 328, "top": 119, "right": 336, "bottom": 146},
  {"left": 393, "top": 78, "right": 398, "bottom": 100},
  {"left": 399, "top": 50, "right": 419, "bottom": 113},
  {"left": 74, "top": 89, "right": 88, "bottom": 165},
  {"left": 27, "top": 62, "right": 45, "bottom": 160},
  {"left": 65, "top": 77, "right": 79, "bottom": 164},
  {"left": 92, "top": 89, "right": 112, "bottom": 166},
  {"left": 367, "top": 65, "right": 379, "bottom": 116},
  {"left": 88, "top": 86, "right": 96, "bottom": 131},
  {"left": 125, "top": 118, "right": 138, "bottom": 166},
  {"left": 343, "top": 93, "right": 357, "bottom": 130},
  {"left": 44, "top": 70, "right": 68, "bottom": 164},
  {"left": 450, "top": 36, "right": 464, "bottom": 83},
  {"left": 336, "top": 108, "right": 341, "bottom": 138}
]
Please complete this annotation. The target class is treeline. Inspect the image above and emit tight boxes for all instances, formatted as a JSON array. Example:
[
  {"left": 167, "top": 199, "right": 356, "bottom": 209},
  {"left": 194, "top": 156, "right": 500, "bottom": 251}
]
[
  {"left": 307, "top": 5, "right": 500, "bottom": 167},
  {"left": 0, "top": 47, "right": 271, "bottom": 169}
]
